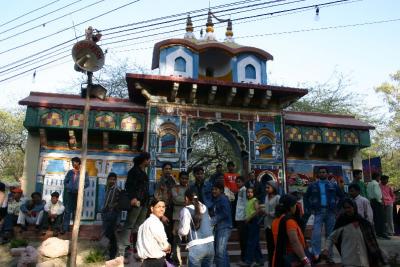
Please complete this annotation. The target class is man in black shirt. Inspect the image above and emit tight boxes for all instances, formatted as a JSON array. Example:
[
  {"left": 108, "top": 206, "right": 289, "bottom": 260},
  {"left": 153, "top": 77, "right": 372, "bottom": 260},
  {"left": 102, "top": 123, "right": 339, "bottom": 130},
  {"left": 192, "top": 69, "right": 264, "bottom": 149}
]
[{"left": 119, "top": 152, "right": 151, "bottom": 261}]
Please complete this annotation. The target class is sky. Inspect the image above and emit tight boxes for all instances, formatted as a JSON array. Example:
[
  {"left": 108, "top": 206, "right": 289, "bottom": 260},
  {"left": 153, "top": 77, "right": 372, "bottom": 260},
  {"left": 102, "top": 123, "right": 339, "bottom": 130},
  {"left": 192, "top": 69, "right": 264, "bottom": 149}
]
[{"left": 0, "top": 0, "right": 399, "bottom": 113}]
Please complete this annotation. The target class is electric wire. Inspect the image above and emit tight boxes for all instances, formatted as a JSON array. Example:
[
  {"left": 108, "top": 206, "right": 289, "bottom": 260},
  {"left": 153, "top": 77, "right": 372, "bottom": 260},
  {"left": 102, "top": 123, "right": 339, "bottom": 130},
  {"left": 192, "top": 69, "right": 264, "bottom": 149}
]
[
  {"left": 0, "top": 0, "right": 360, "bottom": 75},
  {"left": 0, "top": 0, "right": 141, "bottom": 56},
  {"left": 0, "top": 0, "right": 86, "bottom": 36},
  {"left": 0, "top": 0, "right": 366, "bottom": 80},
  {"left": 0, "top": 0, "right": 106, "bottom": 43},
  {"left": 0, "top": 0, "right": 61, "bottom": 28},
  {"left": 0, "top": 0, "right": 288, "bottom": 70}
]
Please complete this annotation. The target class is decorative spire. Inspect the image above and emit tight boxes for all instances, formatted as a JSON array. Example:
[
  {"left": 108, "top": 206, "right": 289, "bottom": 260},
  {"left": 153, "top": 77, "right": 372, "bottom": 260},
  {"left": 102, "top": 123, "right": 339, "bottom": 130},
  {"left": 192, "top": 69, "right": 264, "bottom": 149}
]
[
  {"left": 184, "top": 14, "right": 196, "bottom": 39},
  {"left": 225, "top": 19, "right": 234, "bottom": 42},
  {"left": 204, "top": 10, "right": 216, "bottom": 41}
]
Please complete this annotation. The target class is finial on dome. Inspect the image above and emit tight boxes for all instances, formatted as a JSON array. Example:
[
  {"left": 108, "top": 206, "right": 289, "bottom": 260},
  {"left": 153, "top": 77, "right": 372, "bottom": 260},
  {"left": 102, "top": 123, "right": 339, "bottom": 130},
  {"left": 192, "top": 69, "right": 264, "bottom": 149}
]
[
  {"left": 204, "top": 10, "right": 216, "bottom": 41},
  {"left": 225, "top": 19, "right": 234, "bottom": 42},
  {"left": 184, "top": 14, "right": 196, "bottom": 39}
]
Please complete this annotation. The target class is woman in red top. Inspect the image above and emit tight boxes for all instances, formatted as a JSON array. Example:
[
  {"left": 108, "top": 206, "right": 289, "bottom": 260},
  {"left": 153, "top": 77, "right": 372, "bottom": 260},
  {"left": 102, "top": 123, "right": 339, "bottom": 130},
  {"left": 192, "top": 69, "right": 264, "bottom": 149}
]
[{"left": 271, "top": 194, "right": 311, "bottom": 267}]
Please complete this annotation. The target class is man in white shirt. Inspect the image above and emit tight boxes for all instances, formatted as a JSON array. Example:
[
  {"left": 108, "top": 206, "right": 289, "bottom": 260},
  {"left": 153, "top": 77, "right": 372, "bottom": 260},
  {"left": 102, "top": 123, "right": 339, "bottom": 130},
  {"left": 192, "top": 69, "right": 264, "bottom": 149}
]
[
  {"left": 41, "top": 191, "right": 65, "bottom": 236},
  {"left": 136, "top": 199, "right": 171, "bottom": 267},
  {"left": 348, "top": 184, "right": 373, "bottom": 224}
]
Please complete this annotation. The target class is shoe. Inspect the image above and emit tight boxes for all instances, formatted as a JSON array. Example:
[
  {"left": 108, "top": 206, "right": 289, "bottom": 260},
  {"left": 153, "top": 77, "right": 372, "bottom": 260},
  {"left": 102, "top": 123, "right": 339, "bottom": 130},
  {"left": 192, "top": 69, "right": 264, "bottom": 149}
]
[
  {"left": 326, "top": 258, "right": 335, "bottom": 265},
  {"left": 53, "top": 231, "right": 59, "bottom": 237},
  {"left": 60, "top": 230, "right": 65, "bottom": 235},
  {"left": 123, "top": 246, "right": 133, "bottom": 264},
  {"left": 237, "top": 260, "right": 247, "bottom": 266},
  {"left": 312, "top": 255, "right": 320, "bottom": 264},
  {"left": 377, "top": 234, "right": 390, "bottom": 240}
]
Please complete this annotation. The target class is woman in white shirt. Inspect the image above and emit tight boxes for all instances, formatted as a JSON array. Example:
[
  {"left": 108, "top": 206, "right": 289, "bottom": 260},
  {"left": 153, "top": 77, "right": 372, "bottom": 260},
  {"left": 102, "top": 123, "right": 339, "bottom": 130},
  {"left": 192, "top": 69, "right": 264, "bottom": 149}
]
[
  {"left": 178, "top": 188, "right": 214, "bottom": 267},
  {"left": 136, "top": 199, "right": 171, "bottom": 267}
]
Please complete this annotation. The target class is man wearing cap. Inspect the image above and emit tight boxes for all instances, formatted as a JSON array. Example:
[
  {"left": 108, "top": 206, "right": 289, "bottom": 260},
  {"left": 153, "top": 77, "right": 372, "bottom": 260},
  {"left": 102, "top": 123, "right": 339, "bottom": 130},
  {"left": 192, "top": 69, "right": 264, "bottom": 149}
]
[{"left": 0, "top": 188, "right": 24, "bottom": 243}]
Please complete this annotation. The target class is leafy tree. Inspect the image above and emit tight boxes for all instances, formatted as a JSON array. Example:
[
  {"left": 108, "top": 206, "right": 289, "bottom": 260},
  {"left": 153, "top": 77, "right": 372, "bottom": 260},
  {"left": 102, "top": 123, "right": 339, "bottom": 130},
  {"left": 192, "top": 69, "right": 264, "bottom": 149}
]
[
  {"left": 70, "top": 58, "right": 150, "bottom": 98},
  {"left": 188, "top": 131, "right": 241, "bottom": 177},
  {"left": 363, "top": 71, "right": 400, "bottom": 189},
  {"left": 0, "top": 109, "right": 27, "bottom": 182}
]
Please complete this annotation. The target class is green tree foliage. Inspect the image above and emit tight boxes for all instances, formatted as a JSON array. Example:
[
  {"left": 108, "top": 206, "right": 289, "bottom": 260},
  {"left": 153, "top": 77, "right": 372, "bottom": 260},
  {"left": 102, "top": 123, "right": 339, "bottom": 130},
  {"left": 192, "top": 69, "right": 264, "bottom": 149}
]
[
  {"left": 188, "top": 131, "right": 241, "bottom": 177},
  {"left": 0, "top": 109, "right": 27, "bottom": 182},
  {"left": 363, "top": 71, "right": 400, "bottom": 189}
]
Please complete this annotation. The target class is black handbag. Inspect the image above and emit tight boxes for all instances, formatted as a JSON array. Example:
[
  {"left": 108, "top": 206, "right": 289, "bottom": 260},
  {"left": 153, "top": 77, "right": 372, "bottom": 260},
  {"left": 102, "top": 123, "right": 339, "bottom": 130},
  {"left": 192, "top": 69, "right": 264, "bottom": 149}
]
[{"left": 118, "top": 190, "right": 131, "bottom": 211}]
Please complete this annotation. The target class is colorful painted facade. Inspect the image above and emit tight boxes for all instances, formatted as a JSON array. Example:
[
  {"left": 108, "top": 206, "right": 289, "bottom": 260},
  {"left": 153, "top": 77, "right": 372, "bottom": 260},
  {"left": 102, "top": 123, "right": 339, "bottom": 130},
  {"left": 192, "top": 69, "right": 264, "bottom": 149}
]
[{"left": 19, "top": 14, "right": 373, "bottom": 222}]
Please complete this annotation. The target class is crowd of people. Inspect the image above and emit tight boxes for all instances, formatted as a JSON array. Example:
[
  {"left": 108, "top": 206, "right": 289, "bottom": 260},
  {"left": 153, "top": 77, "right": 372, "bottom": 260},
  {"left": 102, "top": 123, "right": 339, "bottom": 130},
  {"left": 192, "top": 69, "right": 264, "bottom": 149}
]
[{"left": 0, "top": 152, "right": 399, "bottom": 267}]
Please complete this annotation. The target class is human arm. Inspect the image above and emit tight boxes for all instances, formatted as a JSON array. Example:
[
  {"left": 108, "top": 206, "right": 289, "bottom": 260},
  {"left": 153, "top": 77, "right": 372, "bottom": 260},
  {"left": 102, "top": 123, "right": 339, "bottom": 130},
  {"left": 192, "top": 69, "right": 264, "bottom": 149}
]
[
  {"left": 152, "top": 220, "right": 171, "bottom": 252},
  {"left": 44, "top": 201, "right": 50, "bottom": 212},
  {"left": 365, "top": 200, "right": 373, "bottom": 224},
  {"left": 84, "top": 172, "right": 89, "bottom": 189},
  {"left": 172, "top": 187, "right": 185, "bottom": 206},
  {"left": 323, "top": 227, "right": 343, "bottom": 256},
  {"left": 56, "top": 202, "right": 65, "bottom": 215},
  {"left": 64, "top": 170, "right": 71, "bottom": 185},
  {"left": 287, "top": 228, "right": 311, "bottom": 267},
  {"left": 178, "top": 208, "right": 191, "bottom": 237},
  {"left": 214, "top": 197, "right": 231, "bottom": 225}
]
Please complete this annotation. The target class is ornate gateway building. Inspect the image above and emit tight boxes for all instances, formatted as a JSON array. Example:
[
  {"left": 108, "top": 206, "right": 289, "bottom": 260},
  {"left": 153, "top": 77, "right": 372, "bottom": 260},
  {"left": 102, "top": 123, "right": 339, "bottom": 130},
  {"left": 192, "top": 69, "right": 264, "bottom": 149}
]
[{"left": 19, "top": 14, "right": 373, "bottom": 222}]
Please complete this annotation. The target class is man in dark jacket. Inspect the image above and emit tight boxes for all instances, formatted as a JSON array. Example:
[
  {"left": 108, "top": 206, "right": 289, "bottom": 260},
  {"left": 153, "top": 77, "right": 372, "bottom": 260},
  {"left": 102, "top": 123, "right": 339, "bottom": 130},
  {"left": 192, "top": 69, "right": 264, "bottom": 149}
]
[
  {"left": 62, "top": 157, "right": 89, "bottom": 233},
  {"left": 303, "top": 166, "right": 344, "bottom": 263},
  {"left": 119, "top": 152, "right": 151, "bottom": 262}
]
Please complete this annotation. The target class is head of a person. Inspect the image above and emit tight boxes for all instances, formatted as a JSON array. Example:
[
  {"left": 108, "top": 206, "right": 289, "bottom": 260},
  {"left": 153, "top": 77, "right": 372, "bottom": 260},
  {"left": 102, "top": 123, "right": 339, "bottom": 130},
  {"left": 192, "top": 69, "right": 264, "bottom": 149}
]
[
  {"left": 179, "top": 171, "right": 189, "bottom": 187},
  {"left": 381, "top": 175, "right": 389, "bottom": 185},
  {"left": 193, "top": 166, "right": 205, "bottom": 184},
  {"left": 348, "top": 183, "right": 360, "bottom": 198},
  {"left": 235, "top": 176, "right": 245, "bottom": 189},
  {"left": 276, "top": 194, "right": 298, "bottom": 217},
  {"left": 342, "top": 198, "right": 357, "bottom": 217},
  {"left": 317, "top": 167, "right": 328, "bottom": 180},
  {"left": 371, "top": 172, "right": 381, "bottom": 182},
  {"left": 31, "top": 192, "right": 42, "bottom": 204},
  {"left": 162, "top": 162, "right": 173, "bottom": 177},
  {"left": 107, "top": 172, "right": 117, "bottom": 187},
  {"left": 50, "top": 191, "right": 60, "bottom": 204},
  {"left": 212, "top": 181, "right": 224, "bottom": 198},
  {"left": 353, "top": 169, "right": 363, "bottom": 181},
  {"left": 216, "top": 164, "right": 223, "bottom": 174},
  {"left": 133, "top": 152, "right": 151, "bottom": 167},
  {"left": 246, "top": 187, "right": 255, "bottom": 199},
  {"left": 227, "top": 161, "right": 235, "bottom": 172},
  {"left": 266, "top": 180, "right": 278, "bottom": 195},
  {"left": 150, "top": 198, "right": 166, "bottom": 219},
  {"left": 71, "top": 157, "right": 81, "bottom": 170},
  {"left": 248, "top": 170, "right": 256, "bottom": 181},
  {"left": 184, "top": 188, "right": 202, "bottom": 230},
  {"left": 11, "top": 188, "right": 23, "bottom": 200}
]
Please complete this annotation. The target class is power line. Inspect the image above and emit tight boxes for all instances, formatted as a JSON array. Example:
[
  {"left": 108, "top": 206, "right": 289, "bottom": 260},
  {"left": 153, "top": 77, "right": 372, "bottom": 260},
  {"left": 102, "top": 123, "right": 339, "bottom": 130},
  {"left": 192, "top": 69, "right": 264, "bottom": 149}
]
[
  {"left": 0, "top": 0, "right": 62, "bottom": 28},
  {"left": 0, "top": 0, "right": 283, "bottom": 68},
  {"left": 0, "top": 0, "right": 86, "bottom": 36},
  {"left": 0, "top": 0, "right": 106, "bottom": 43},
  {"left": 0, "top": 0, "right": 360, "bottom": 75},
  {"left": 2, "top": 17, "right": 398, "bottom": 85},
  {"left": 0, "top": 0, "right": 141, "bottom": 56}
]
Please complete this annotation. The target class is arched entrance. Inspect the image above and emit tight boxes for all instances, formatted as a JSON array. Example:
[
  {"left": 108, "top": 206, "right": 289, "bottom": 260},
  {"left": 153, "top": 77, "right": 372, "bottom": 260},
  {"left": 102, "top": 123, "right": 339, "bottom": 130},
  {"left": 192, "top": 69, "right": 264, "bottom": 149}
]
[{"left": 188, "top": 122, "right": 248, "bottom": 176}]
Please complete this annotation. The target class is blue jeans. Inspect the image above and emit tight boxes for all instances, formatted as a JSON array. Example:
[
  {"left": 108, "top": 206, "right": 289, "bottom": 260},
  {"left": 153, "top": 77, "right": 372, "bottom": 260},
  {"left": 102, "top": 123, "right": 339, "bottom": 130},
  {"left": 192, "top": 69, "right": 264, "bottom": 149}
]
[
  {"left": 188, "top": 242, "right": 214, "bottom": 267},
  {"left": 311, "top": 209, "right": 336, "bottom": 257},
  {"left": 245, "top": 218, "right": 263, "bottom": 264},
  {"left": 63, "top": 192, "right": 77, "bottom": 232},
  {"left": 214, "top": 227, "right": 231, "bottom": 267}
]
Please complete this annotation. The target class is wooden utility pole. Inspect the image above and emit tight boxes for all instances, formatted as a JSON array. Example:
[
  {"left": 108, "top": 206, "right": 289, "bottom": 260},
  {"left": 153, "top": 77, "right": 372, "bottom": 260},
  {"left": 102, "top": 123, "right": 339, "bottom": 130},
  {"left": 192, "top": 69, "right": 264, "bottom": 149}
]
[{"left": 69, "top": 72, "right": 92, "bottom": 266}]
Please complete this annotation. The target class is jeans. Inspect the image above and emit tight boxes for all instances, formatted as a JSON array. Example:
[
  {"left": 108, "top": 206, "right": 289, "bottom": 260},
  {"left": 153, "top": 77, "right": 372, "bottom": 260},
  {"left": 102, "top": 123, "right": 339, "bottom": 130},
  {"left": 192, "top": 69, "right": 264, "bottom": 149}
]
[
  {"left": 41, "top": 212, "right": 63, "bottom": 232},
  {"left": 370, "top": 199, "right": 385, "bottom": 236},
  {"left": 237, "top": 220, "right": 247, "bottom": 261},
  {"left": 245, "top": 218, "right": 262, "bottom": 264},
  {"left": 1, "top": 214, "right": 18, "bottom": 232},
  {"left": 118, "top": 205, "right": 147, "bottom": 252},
  {"left": 188, "top": 242, "right": 214, "bottom": 267},
  {"left": 214, "top": 227, "right": 231, "bottom": 267},
  {"left": 102, "top": 211, "right": 120, "bottom": 259},
  {"left": 265, "top": 227, "right": 274, "bottom": 264},
  {"left": 311, "top": 209, "right": 336, "bottom": 257},
  {"left": 17, "top": 210, "right": 43, "bottom": 226},
  {"left": 63, "top": 192, "right": 77, "bottom": 232}
]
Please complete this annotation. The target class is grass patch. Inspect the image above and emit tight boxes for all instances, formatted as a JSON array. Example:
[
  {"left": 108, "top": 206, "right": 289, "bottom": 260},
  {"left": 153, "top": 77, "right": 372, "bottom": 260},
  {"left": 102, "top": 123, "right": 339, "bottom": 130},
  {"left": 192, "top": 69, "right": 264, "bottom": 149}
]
[
  {"left": 84, "top": 248, "right": 106, "bottom": 263},
  {"left": 9, "top": 238, "right": 28, "bottom": 248}
]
